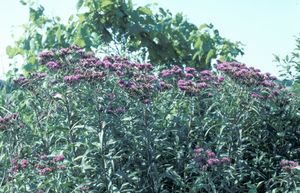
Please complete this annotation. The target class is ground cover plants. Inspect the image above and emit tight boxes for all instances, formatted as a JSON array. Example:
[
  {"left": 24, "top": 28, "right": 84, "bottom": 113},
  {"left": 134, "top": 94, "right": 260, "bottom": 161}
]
[{"left": 0, "top": 46, "right": 299, "bottom": 192}]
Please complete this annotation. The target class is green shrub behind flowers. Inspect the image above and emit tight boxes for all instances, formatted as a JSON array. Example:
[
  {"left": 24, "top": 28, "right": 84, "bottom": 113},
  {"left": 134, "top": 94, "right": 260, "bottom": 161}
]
[{"left": 0, "top": 46, "right": 299, "bottom": 192}]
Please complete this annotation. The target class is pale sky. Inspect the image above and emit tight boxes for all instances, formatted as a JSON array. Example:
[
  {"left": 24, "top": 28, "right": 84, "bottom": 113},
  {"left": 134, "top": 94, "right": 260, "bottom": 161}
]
[{"left": 1, "top": 0, "right": 300, "bottom": 78}]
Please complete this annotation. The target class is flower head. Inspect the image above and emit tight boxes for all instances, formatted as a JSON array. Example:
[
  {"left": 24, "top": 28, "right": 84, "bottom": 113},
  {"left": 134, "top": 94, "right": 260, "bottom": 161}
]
[{"left": 46, "top": 61, "right": 60, "bottom": 69}]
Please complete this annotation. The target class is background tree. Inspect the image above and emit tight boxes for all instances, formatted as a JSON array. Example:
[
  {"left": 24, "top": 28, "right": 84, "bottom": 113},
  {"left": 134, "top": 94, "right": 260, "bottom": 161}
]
[
  {"left": 6, "top": 0, "right": 244, "bottom": 74},
  {"left": 274, "top": 34, "right": 300, "bottom": 94}
]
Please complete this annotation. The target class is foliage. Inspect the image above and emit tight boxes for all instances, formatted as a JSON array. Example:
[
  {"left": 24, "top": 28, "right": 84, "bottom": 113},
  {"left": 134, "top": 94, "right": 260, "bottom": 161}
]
[
  {"left": 6, "top": 0, "right": 243, "bottom": 74},
  {"left": 0, "top": 47, "right": 299, "bottom": 192},
  {"left": 274, "top": 35, "right": 300, "bottom": 94}
]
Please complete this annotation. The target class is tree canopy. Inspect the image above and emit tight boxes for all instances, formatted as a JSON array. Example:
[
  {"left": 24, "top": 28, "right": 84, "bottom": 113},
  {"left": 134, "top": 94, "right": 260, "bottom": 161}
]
[{"left": 7, "top": 0, "right": 244, "bottom": 73}]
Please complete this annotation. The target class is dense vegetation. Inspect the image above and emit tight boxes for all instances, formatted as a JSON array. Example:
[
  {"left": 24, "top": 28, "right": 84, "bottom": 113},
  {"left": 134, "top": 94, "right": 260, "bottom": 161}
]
[
  {"left": 0, "top": 46, "right": 299, "bottom": 192},
  {"left": 1, "top": 0, "right": 300, "bottom": 192}
]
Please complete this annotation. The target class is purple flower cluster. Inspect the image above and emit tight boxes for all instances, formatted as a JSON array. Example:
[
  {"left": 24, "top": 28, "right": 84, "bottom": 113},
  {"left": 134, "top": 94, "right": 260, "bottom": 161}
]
[
  {"left": 216, "top": 62, "right": 283, "bottom": 99},
  {"left": 14, "top": 76, "right": 29, "bottom": 86},
  {"left": 36, "top": 154, "right": 66, "bottom": 175},
  {"left": 280, "top": 159, "right": 299, "bottom": 173},
  {"left": 80, "top": 57, "right": 102, "bottom": 68},
  {"left": 216, "top": 62, "right": 277, "bottom": 84},
  {"left": 0, "top": 113, "right": 18, "bottom": 125},
  {"left": 39, "top": 45, "right": 83, "bottom": 62},
  {"left": 118, "top": 73, "right": 159, "bottom": 102},
  {"left": 59, "top": 45, "right": 84, "bottom": 57},
  {"left": 9, "top": 154, "right": 67, "bottom": 176},
  {"left": 159, "top": 65, "right": 223, "bottom": 95},
  {"left": 52, "top": 155, "right": 65, "bottom": 162},
  {"left": 14, "top": 72, "right": 47, "bottom": 87},
  {"left": 39, "top": 48, "right": 216, "bottom": 98},
  {"left": 63, "top": 74, "right": 83, "bottom": 84},
  {"left": 39, "top": 47, "right": 287, "bottom": 101},
  {"left": 46, "top": 61, "right": 60, "bottom": 69},
  {"left": 159, "top": 65, "right": 183, "bottom": 78},
  {"left": 159, "top": 81, "right": 173, "bottom": 90},
  {"left": 38, "top": 50, "right": 55, "bottom": 63},
  {"left": 9, "top": 156, "right": 28, "bottom": 174},
  {"left": 193, "top": 148, "right": 231, "bottom": 169}
]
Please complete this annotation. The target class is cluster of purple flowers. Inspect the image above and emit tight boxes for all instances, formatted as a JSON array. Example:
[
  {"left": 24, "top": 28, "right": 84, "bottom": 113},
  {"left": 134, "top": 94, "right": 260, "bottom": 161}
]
[
  {"left": 0, "top": 113, "right": 18, "bottom": 125},
  {"left": 216, "top": 62, "right": 283, "bottom": 99},
  {"left": 159, "top": 65, "right": 223, "bottom": 95},
  {"left": 63, "top": 71, "right": 106, "bottom": 84},
  {"left": 118, "top": 74, "right": 159, "bottom": 102},
  {"left": 14, "top": 76, "right": 29, "bottom": 86},
  {"left": 63, "top": 74, "right": 84, "bottom": 84},
  {"left": 14, "top": 72, "right": 47, "bottom": 87},
  {"left": 80, "top": 57, "right": 102, "bottom": 68},
  {"left": 35, "top": 47, "right": 289, "bottom": 101},
  {"left": 36, "top": 47, "right": 225, "bottom": 98},
  {"left": 59, "top": 45, "right": 84, "bottom": 57},
  {"left": 9, "top": 154, "right": 67, "bottom": 176},
  {"left": 193, "top": 148, "right": 231, "bottom": 169},
  {"left": 216, "top": 62, "right": 277, "bottom": 84},
  {"left": 46, "top": 61, "right": 60, "bottom": 69},
  {"left": 38, "top": 50, "right": 55, "bottom": 63},
  {"left": 36, "top": 154, "right": 66, "bottom": 175},
  {"left": 9, "top": 156, "right": 28, "bottom": 173},
  {"left": 280, "top": 159, "right": 299, "bottom": 173},
  {"left": 39, "top": 45, "right": 83, "bottom": 63}
]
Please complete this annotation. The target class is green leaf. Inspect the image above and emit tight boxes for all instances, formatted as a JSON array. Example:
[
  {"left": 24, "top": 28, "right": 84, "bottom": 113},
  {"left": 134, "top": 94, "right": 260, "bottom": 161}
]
[
  {"left": 138, "top": 6, "right": 153, "bottom": 15},
  {"left": 23, "top": 63, "right": 34, "bottom": 72},
  {"left": 205, "top": 49, "right": 215, "bottom": 64},
  {"left": 165, "top": 167, "right": 184, "bottom": 187},
  {"left": 6, "top": 46, "right": 18, "bottom": 58},
  {"left": 100, "top": 0, "right": 113, "bottom": 8},
  {"left": 76, "top": 0, "right": 84, "bottom": 10},
  {"left": 199, "top": 24, "right": 209, "bottom": 31}
]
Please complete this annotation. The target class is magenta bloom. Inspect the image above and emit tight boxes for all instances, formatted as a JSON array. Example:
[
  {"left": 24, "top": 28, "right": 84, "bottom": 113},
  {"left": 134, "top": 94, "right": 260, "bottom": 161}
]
[
  {"left": 221, "top": 157, "right": 231, "bottom": 164},
  {"left": 205, "top": 150, "right": 216, "bottom": 158},
  {"left": 46, "top": 61, "right": 60, "bottom": 69},
  {"left": 53, "top": 155, "right": 65, "bottom": 162},
  {"left": 57, "top": 165, "right": 66, "bottom": 170},
  {"left": 20, "top": 159, "right": 28, "bottom": 168},
  {"left": 14, "top": 76, "right": 28, "bottom": 85},
  {"left": 184, "top": 67, "right": 196, "bottom": 72},
  {"left": 280, "top": 159, "right": 299, "bottom": 172},
  {"left": 194, "top": 148, "right": 204, "bottom": 154},
  {"left": 177, "top": 79, "right": 186, "bottom": 86},
  {"left": 200, "top": 70, "right": 212, "bottom": 76},
  {"left": 185, "top": 73, "right": 194, "bottom": 78},
  {"left": 160, "top": 69, "right": 172, "bottom": 77},
  {"left": 218, "top": 76, "right": 225, "bottom": 82},
  {"left": 207, "top": 158, "right": 220, "bottom": 166},
  {"left": 39, "top": 167, "right": 53, "bottom": 175},
  {"left": 251, "top": 92, "right": 261, "bottom": 99},
  {"left": 0, "top": 113, "right": 18, "bottom": 124},
  {"left": 64, "top": 74, "right": 83, "bottom": 83},
  {"left": 38, "top": 50, "right": 55, "bottom": 61}
]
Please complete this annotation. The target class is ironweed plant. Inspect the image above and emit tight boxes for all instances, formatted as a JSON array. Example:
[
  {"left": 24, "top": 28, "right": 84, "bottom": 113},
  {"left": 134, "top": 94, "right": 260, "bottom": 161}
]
[{"left": 0, "top": 46, "right": 299, "bottom": 192}]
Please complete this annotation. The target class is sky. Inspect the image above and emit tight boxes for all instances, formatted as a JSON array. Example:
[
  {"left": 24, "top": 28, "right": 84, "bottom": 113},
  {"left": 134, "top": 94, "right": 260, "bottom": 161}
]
[{"left": 1, "top": 0, "right": 300, "bottom": 78}]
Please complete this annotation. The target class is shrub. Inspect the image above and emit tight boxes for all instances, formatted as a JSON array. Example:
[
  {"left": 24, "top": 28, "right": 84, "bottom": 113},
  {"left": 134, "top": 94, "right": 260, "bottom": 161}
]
[{"left": 0, "top": 47, "right": 299, "bottom": 192}]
